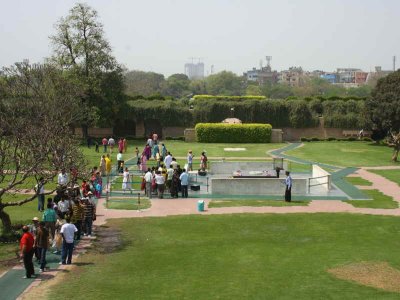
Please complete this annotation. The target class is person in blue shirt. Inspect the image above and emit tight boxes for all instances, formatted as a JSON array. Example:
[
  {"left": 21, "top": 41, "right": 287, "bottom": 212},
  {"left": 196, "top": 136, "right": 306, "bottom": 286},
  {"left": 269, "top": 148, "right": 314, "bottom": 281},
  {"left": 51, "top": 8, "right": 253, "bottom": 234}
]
[
  {"left": 179, "top": 169, "right": 189, "bottom": 198},
  {"left": 285, "top": 171, "right": 292, "bottom": 202}
]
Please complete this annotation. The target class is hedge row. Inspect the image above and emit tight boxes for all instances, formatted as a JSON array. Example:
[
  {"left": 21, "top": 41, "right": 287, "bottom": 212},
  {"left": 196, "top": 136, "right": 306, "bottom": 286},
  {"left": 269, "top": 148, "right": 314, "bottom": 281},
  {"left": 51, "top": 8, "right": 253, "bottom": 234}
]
[
  {"left": 195, "top": 123, "right": 272, "bottom": 143},
  {"left": 192, "top": 95, "right": 266, "bottom": 101}
]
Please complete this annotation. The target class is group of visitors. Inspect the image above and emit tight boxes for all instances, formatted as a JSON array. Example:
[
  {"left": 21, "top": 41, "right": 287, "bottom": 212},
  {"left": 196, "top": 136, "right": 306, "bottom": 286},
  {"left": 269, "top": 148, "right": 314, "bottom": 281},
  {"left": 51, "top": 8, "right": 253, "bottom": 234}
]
[
  {"left": 99, "top": 136, "right": 128, "bottom": 154},
  {"left": 22, "top": 168, "right": 98, "bottom": 278}
]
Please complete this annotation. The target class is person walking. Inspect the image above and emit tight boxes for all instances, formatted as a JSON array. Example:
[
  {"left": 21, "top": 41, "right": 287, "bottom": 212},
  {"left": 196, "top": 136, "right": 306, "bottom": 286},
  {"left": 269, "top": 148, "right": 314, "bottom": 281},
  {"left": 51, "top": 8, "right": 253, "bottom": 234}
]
[
  {"left": 60, "top": 217, "right": 78, "bottom": 265},
  {"left": 164, "top": 152, "right": 173, "bottom": 168},
  {"left": 179, "top": 169, "right": 189, "bottom": 198},
  {"left": 20, "top": 226, "right": 35, "bottom": 278},
  {"left": 122, "top": 167, "right": 132, "bottom": 193},
  {"left": 187, "top": 151, "right": 194, "bottom": 171},
  {"left": 82, "top": 198, "right": 95, "bottom": 237},
  {"left": 155, "top": 171, "right": 165, "bottom": 199},
  {"left": 71, "top": 199, "right": 84, "bottom": 240},
  {"left": 285, "top": 171, "right": 292, "bottom": 202},
  {"left": 35, "top": 221, "right": 49, "bottom": 272},
  {"left": 35, "top": 177, "right": 45, "bottom": 212},
  {"left": 144, "top": 168, "right": 153, "bottom": 199},
  {"left": 200, "top": 152, "right": 208, "bottom": 171},
  {"left": 105, "top": 154, "right": 112, "bottom": 176},
  {"left": 42, "top": 203, "right": 57, "bottom": 240},
  {"left": 102, "top": 137, "right": 108, "bottom": 153},
  {"left": 99, "top": 155, "right": 106, "bottom": 176},
  {"left": 108, "top": 137, "right": 115, "bottom": 153}
]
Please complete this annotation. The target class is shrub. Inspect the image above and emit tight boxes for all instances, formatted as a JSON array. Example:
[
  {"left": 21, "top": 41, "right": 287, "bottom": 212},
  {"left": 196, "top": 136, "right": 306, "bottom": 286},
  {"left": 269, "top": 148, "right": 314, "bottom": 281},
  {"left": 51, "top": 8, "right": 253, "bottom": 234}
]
[
  {"left": 165, "top": 136, "right": 185, "bottom": 141},
  {"left": 193, "top": 95, "right": 266, "bottom": 101},
  {"left": 300, "top": 137, "right": 311, "bottom": 142},
  {"left": 195, "top": 123, "right": 272, "bottom": 143},
  {"left": 362, "top": 137, "right": 372, "bottom": 142},
  {"left": 311, "top": 137, "right": 320, "bottom": 141},
  {"left": 327, "top": 137, "right": 337, "bottom": 141}
]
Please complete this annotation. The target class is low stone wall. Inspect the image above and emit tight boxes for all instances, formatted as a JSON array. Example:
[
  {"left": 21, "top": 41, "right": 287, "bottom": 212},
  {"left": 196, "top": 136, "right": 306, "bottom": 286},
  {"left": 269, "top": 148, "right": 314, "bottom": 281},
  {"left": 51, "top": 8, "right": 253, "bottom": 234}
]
[
  {"left": 210, "top": 161, "right": 288, "bottom": 175},
  {"left": 211, "top": 177, "right": 308, "bottom": 195},
  {"left": 311, "top": 165, "right": 331, "bottom": 190},
  {"left": 163, "top": 127, "right": 185, "bottom": 138},
  {"left": 184, "top": 128, "right": 196, "bottom": 142},
  {"left": 282, "top": 127, "right": 351, "bottom": 141}
]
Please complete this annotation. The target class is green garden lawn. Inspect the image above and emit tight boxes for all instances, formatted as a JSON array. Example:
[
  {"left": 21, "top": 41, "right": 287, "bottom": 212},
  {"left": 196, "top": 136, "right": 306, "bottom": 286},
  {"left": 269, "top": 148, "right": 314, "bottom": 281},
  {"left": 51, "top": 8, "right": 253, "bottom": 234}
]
[
  {"left": 345, "top": 176, "right": 373, "bottom": 186},
  {"left": 368, "top": 169, "right": 400, "bottom": 187},
  {"left": 286, "top": 141, "right": 397, "bottom": 167},
  {"left": 344, "top": 189, "right": 398, "bottom": 209},
  {"left": 208, "top": 199, "right": 309, "bottom": 207},
  {"left": 48, "top": 214, "right": 400, "bottom": 299}
]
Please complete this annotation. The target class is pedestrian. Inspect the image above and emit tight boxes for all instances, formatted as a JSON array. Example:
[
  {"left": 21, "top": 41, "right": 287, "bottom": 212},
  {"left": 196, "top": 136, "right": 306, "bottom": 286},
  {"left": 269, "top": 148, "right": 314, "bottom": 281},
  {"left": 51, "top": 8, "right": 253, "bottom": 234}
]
[
  {"left": 34, "top": 177, "right": 45, "bottom": 212},
  {"left": 285, "top": 171, "right": 292, "bottom": 202},
  {"left": 187, "top": 150, "right": 194, "bottom": 171},
  {"left": 108, "top": 137, "right": 115, "bottom": 153},
  {"left": 122, "top": 167, "right": 132, "bottom": 193},
  {"left": 164, "top": 152, "right": 172, "bottom": 168},
  {"left": 71, "top": 199, "right": 84, "bottom": 240},
  {"left": 105, "top": 154, "right": 112, "bottom": 176},
  {"left": 147, "top": 134, "right": 153, "bottom": 148},
  {"left": 35, "top": 221, "right": 49, "bottom": 272},
  {"left": 180, "top": 169, "right": 189, "bottom": 198},
  {"left": 152, "top": 132, "right": 158, "bottom": 145},
  {"left": 28, "top": 217, "right": 40, "bottom": 260},
  {"left": 117, "top": 151, "right": 124, "bottom": 173},
  {"left": 20, "top": 226, "right": 35, "bottom": 279},
  {"left": 144, "top": 168, "right": 153, "bottom": 199},
  {"left": 200, "top": 152, "right": 208, "bottom": 171},
  {"left": 58, "top": 197, "right": 70, "bottom": 219},
  {"left": 152, "top": 143, "right": 159, "bottom": 159},
  {"left": 140, "top": 153, "right": 148, "bottom": 172},
  {"left": 94, "top": 140, "right": 99, "bottom": 153},
  {"left": 155, "top": 171, "right": 165, "bottom": 199},
  {"left": 57, "top": 168, "right": 68, "bottom": 186},
  {"left": 170, "top": 169, "right": 180, "bottom": 198},
  {"left": 170, "top": 157, "right": 178, "bottom": 170},
  {"left": 82, "top": 198, "right": 95, "bottom": 237},
  {"left": 60, "top": 217, "right": 78, "bottom": 265},
  {"left": 99, "top": 155, "right": 106, "bottom": 176},
  {"left": 144, "top": 144, "right": 151, "bottom": 160},
  {"left": 43, "top": 203, "right": 57, "bottom": 240},
  {"left": 118, "top": 138, "right": 124, "bottom": 153},
  {"left": 123, "top": 137, "right": 127, "bottom": 153},
  {"left": 161, "top": 143, "right": 167, "bottom": 160},
  {"left": 102, "top": 137, "right": 108, "bottom": 153}
]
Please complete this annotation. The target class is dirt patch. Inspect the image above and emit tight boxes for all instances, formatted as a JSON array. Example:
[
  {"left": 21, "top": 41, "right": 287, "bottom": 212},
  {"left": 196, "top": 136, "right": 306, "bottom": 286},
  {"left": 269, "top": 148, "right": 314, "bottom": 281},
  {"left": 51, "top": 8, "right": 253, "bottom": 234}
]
[
  {"left": 328, "top": 261, "right": 400, "bottom": 293},
  {"left": 93, "top": 226, "right": 123, "bottom": 253}
]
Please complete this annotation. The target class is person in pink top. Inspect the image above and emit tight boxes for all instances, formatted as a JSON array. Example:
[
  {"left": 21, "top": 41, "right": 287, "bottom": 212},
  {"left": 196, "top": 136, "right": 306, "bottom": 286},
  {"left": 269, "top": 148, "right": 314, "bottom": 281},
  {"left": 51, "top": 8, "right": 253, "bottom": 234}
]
[
  {"left": 118, "top": 138, "right": 124, "bottom": 153},
  {"left": 102, "top": 137, "right": 108, "bottom": 153},
  {"left": 123, "top": 138, "right": 127, "bottom": 153}
]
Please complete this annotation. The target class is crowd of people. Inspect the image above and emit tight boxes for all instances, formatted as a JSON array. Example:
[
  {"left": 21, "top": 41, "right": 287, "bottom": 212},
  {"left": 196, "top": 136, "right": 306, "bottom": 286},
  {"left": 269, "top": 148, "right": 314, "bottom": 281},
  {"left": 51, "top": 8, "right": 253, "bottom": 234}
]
[
  {"left": 21, "top": 133, "right": 207, "bottom": 278},
  {"left": 20, "top": 169, "right": 98, "bottom": 279}
]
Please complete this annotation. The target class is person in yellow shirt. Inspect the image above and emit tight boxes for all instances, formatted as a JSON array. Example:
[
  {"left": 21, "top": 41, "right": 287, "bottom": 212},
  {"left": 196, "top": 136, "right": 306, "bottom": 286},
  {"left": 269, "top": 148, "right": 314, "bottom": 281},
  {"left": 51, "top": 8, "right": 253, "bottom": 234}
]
[{"left": 105, "top": 154, "right": 112, "bottom": 176}]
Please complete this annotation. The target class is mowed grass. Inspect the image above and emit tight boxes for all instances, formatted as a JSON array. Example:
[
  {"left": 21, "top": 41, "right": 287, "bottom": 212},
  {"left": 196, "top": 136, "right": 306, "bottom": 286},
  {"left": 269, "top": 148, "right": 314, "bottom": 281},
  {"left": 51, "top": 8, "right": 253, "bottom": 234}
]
[
  {"left": 106, "top": 198, "right": 151, "bottom": 210},
  {"left": 208, "top": 200, "right": 309, "bottom": 208},
  {"left": 286, "top": 142, "right": 397, "bottom": 167},
  {"left": 48, "top": 214, "right": 400, "bottom": 299},
  {"left": 368, "top": 169, "right": 400, "bottom": 187},
  {"left": 345, "top": 176, "right": 373, "bottom": 186},
  {"left": 344, "top": 189, "right": 398, "bottom": 209}
]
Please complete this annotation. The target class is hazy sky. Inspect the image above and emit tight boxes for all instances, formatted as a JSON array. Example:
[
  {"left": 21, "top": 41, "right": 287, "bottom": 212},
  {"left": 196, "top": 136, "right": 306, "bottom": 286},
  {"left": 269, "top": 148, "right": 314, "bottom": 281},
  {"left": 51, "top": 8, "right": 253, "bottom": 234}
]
[{"left": 1, "top": 0, "right": 399, "bottom": 76}]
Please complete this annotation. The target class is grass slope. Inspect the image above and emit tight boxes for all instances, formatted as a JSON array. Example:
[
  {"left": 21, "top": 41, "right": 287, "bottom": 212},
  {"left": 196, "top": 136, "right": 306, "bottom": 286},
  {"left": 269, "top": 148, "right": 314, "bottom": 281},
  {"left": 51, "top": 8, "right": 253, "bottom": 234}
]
[
  {"left": 344, "top": 190, "right": 398, "bottom": 209},
  {"left": 368, "top": 169, "right": 400, "bottom": 187},
  {"left": 208, "top": 200, "right": 309, "bottom": 208},
  {"left": 345, "top": 177, "right": 373, "bottom": 186},
  {"left": 48, "top": 214, "right": 400, "bottom": 299},
  {"left": 286, "top": 142, "right": 397, "bottom": 167}
]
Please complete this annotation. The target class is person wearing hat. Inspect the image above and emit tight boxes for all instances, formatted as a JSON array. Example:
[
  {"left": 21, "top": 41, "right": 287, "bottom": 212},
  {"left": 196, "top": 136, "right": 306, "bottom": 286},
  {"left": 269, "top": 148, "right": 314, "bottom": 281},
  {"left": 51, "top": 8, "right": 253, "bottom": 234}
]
[{"left": 28, "top": 216, "right": 40, "bottom": 260}]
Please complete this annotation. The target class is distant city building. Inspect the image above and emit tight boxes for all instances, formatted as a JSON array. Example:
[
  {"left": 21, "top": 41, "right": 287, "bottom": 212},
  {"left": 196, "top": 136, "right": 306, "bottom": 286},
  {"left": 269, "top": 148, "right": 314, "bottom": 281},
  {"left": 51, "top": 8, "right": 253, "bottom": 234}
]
[
  {"left": 366, "top": 66, "right": 393, "bottom": 85},
  {"left": 320, "top": 73, "right": 337, "bottom": 84},
  {"left": 243, "top": 56, "right": 278, "bottom": 85},
  {"left": 184, "top": 62, "right": 204, "bottom": 80},
  {"left": 279, "top": 67, "right": 304, "bottom": 87}
]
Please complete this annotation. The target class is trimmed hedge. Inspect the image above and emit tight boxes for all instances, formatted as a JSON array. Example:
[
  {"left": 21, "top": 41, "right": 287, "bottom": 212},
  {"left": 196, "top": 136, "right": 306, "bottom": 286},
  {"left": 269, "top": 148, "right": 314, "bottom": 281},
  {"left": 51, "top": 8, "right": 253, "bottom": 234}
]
[
  {"left": 193, "top": 95, "right": 266, "bottom": 101},
  {"left": 195, "top": 123, "right": 272, "bottom": 143}
]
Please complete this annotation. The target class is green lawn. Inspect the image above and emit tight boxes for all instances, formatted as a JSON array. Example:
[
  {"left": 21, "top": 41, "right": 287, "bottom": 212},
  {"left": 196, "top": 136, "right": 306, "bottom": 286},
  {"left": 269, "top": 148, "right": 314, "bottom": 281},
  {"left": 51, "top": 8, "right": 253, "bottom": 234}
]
[
  {"left": 344, "top": 189, "right": 398, "bottom": 209},
  {"left": 368, "top": 169, "right": 400, "bottom": 187},
  {"left": 48, "top": 214, "right": 400, "bottom": 299},
  {"left": 345, "top": 176, "right": 373, "bottom": 186},
  {"left": 106, "top": 198, "right": 151, "bottom": 210},
  {"left": 208, "top": 200, "right": 309, "bottom": 208},
  {"left": 286, "top": 142, "right": 397, "bottom": 167}
]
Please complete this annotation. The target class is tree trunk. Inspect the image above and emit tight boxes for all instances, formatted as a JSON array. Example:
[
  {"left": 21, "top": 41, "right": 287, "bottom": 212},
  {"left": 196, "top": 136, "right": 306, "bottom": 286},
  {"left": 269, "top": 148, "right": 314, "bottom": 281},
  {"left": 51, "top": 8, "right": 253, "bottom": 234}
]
[
  {"left": 82, "top": 124, "right": 89, "bottom": 140},
  {"left": 392, "top": 148, "right": 399, "bottom": 162},
  {"left": 0, "top": 207, "right": 12, "bottom": 234}
]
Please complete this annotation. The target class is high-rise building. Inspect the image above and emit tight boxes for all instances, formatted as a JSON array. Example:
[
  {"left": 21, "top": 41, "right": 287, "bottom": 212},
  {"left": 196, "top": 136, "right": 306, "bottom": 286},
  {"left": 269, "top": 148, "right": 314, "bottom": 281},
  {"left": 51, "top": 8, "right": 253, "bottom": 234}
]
[{"left": 184, "top": 62, "right": 204, "bottom": 80}]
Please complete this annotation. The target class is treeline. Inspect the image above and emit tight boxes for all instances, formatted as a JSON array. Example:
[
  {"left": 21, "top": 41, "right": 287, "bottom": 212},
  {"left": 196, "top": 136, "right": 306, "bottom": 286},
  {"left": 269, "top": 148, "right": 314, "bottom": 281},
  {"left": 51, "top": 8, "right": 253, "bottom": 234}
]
[{"left": 125, "top": 98, "right": 370, "bottom": 129}]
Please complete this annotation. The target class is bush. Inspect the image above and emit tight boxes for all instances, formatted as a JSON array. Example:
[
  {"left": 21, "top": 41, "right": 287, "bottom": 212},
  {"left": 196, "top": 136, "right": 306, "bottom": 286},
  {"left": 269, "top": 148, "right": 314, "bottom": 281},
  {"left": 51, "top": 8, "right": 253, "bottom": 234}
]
[
  {"left": 300, "top": 137, "right": 310, "bottom": 142},
  {"left": 195, "top": 123, "right": 272, "bottom": 143},
  {"left": 362, "top": 137, "right": 372, "bottom": 142},
  {"left": 327, "top": 137, "right": 337, "bottom": 141},
  {"left": 311, "top": 137, "right": 320, "bottom": 141},
  {"left": 193, "top": 95, "right": 266, "bottom": 101}
]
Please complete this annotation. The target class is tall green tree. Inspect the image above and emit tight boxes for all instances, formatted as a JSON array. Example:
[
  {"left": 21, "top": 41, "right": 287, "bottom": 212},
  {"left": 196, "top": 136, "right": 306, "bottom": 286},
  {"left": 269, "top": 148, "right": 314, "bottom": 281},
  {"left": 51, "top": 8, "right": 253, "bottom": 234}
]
[
  {"left": 367, "top": 70, "right": 400, "bottom": 161},
  {"left": 124, "top": 70, "right": 166, "bottom": 97},
  {"left": 0, "top": 62, "right": 88, "bottom": 232},
  {"left": 164, "top": 73, "right": 191, "bottom": 98},
  {"left": 205, "top": 71, "right": 244, "bottom": 95},
  {"left": 50, "top": 2, "right": 124, "bottom": 136}
]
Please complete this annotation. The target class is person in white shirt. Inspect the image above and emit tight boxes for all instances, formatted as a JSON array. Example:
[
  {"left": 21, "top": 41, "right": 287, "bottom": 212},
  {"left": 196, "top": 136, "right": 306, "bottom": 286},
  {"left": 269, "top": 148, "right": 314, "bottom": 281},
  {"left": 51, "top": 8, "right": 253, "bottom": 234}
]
[
  {"left": 117, "top": 151, "right": 124, "bottom": 173},
  {"left": 58, "top": 198, "right": 70, "bottom": 218},
  {"left": 57, "top": 169, "right": 68, "bottom": 186},
  {"left": 179, "top": 169, "right": 189, "bottom": 198},
  {"left": 187, "top": 151, "right": 194, "bottom": 171},
  {"left": 60, "top": 218, "right": 78, "bottom": 265},
  {"left": 154, "top": 171, "right": 165, "bottom": 199},
  {"left": 144, "top": 168, "right": 153, "bottom": 199},
  {"left": 285, "top": 171, "right": 292, "bottom": 202},
  {"left": 164, "top": 152, "right": 172, "bottom": 168},
  {"left": 108, "top": 137, "right": 115, "bottom": 153},
  {"left": 170, "top": 158, "right": 178, "bottom": 170}
]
